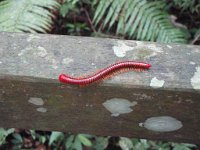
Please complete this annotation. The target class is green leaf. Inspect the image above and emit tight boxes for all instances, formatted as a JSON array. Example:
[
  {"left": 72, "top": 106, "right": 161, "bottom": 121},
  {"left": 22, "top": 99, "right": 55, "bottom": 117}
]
[
  {"left": 60, "top": 1, "right": 77, "bottom": 17},
  {"left": 0, "top": 128, "right": 15, "bottom": 145},
  {"left": 119, "top": 137, "right": 134, "bottom": 150},
  {"left": 0, "top": 0, "right": 60, "bottom": 33},
  {"left": 78, "top": 134, "right": 92, "bottom": 147},
  {"left": 29, "top": 130, "right": 36, "bottom": 140},
  {"left": 103, "top": 0, "right": 118, "bottom": 28},
  {"left": 39, "top": 135, "right": 46, "bottom": 144},
  {"left": 93, "top": 136, "right": 109, "bottom": 150},
  {"left": 12, "top": 133, "right": 23, "bottom": 144},
  {"left": 93, "top": 0, "right": 189, "bottom": 43},
  {"left": 65, "top": 135, "right": 75, "bottom": 149},
  {"left": 5, "top": 128, "right": 15, "bottom": 135},
  {"left": 48, "top": 131, "right": 64, "bottom": 146},
  {"left": 93, "top": 0, "right": 110, "bottom": 25},
  {"left": 108, "top": 0, "right": 125, "bottom": 29},
  {"left": 73, "top": 136, "right": 82, "bottom": 150}
]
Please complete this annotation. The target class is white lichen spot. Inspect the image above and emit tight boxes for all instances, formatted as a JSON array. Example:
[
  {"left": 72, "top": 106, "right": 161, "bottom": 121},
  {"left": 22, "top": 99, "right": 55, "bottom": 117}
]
[
  {"left": 0, "top": 61, "right": 2, "bottom": 64},
  {"left": 91, "top": 63, "right": 97, "bottom": 68},
  {"left": 142, "top": 116, "right": 183, "bottom": 132},
  {"left": 150, "top": 77, "right": 165, "bottom": 88},
  {"left": 147, "top": 44, "right": 163, "bottom": 52},
  {"left": 167, "top": 45, "right": 172, "bottom": 49},
  {"left": 194, "top": 49, "right": 200, "bottom": 53},
  {"left": 37, "top": 46, "right": 48, "bottom": 57},
  {"left": 18, "top": 48, "right": 28, "bottom": 56},
  {"left": 113, "top": 41, "right": 134, "bottom": 57},
  {"left": 62, "top": 58, "right": 74, "bottom": 65},
  {"left": 28, "top": 97, "right": 44, "bottom": 106},
  {"left": 135, "top": 41, "right": 163, "bottom": 58},
  {"left": 36, "top": 107, "right": 47, "bottom": 113},
  {"left": 113, "top": 40, "right": 163, "bottom": 58},
  {"left": 189, "top": 61, "right": 195, "bottom": 65},
  {"left": 139, "top": 122, "right": 143, "bottom": 127},
  {"left": 135, "top": 42, "right": 163, "bottom": 53},
  {"left": 27, "top": 34, "right": 40, "bottom": 42},
  {"left": 191, "top": 66, "right": 200, "bottom": 90},
  {"left": 103, "top": 98, "right": 137, "bottom": 117},
  {"left": 135, "top": 41, "right": 143, "bottom": 46}
]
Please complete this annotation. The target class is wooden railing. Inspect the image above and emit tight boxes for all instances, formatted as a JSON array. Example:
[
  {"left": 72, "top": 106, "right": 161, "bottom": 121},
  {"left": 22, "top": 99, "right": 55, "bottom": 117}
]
[{"left": 0, "top": 32, "right": 200, "bottom": 144}]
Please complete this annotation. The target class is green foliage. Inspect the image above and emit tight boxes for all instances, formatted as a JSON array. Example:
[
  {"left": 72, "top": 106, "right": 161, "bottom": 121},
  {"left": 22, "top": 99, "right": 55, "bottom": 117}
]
[
  {"left": 49, "top": 131, "right": 64, "bottom": 146},
  {"left": 92, "top": 136, "right": 109, "bottom": 150},
  {"left": 58, "top": 0, "right": 91, "bottom": 35},
  {"left": 172, "top": 142, "right": 197, "bottom": 150},
  {"left": 59, "top": 0, "right": 94, "bottom": 18},
  {"left": 65, "top": 134, "right": 93, "bottom": 150},
  {"left": 172, "top": 0, "right": 200, "bottom": 13},
  {"left": 0, "top": 129, "right": 198, "bottom": 150},
  {"left": 93, "top": 0, "right": 189, "bottom": 43},
  {"left": 0, "top": 0, "right": 60, "bottom": 33},
  {"left": 0, "top": 128, "right": 14, "bottom": 145},
  {"left": 59, "top": 0, "right": 79, "bottom": 17},
  {"left": 11, "top": 133, "right": 23, "bottom": 149},
  {"left": 66, "top": 23, "right": 90, "bottom": 35},
  {"left": 118, "top": 138, "right": 197, "bottom": 150}
]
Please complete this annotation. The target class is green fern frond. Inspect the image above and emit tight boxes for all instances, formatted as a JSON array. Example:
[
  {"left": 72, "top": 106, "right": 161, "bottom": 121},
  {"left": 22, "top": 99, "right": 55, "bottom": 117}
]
[
  {"left": 0, "top": 0, "right": 60, "bottom": 33},
  {"left": 93, "top": 0, "right": 189, "bottom": 43}
]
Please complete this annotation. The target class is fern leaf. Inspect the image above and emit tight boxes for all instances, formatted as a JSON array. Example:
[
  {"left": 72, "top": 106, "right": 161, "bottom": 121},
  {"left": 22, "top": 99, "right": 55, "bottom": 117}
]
[
  {"left": 93, "top": 0, "right": 110, "bottom": 26},
  {"left": 116, "top": 0, "right": 132, "bottom": 34},
  {"left": 137, "top": 1, "right": 164, "bottom": 40},
  {"left": 93, "top": 0, "right": 189, "bottom": 43},
  {"left": 0, "top": 0, "right": 60, "bottom": 33},
  {"left": 108, "top": 0, "right": 125, "bottom": 29},
  {"left": 102, "top": 0, "right": 119, "bottom": 28}
]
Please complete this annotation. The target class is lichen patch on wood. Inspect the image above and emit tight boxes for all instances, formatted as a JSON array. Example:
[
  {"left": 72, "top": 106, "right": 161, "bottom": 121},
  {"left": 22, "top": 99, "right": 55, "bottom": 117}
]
[
  {"left": 150, "top": 77, "right": 165, "bottom": 88},
  {"left": 113, "top": 41, "right": 135, "bottom": 57},
  {"left": 113, "top": 40, "right": 163, "bottom": 58},
  {"left": 191, "top": 66, "right": 200, "bottom": 90},
  {"left": 167, "top": 45, "right": 172, "bottom": 49},
  {"left": 142, "top": 116, "right": 183, "bottom": 132},
  {"left": 103, "top": 98, "right": 137, "bottom": 117},
  {"left": 190, "top": 61, "right": 196, "bottom": 65},
  {"left": 36, "top": 107, "right": 47, "bottom": 113},
  {"left": 36, "top": 46, "right": 48, "bottom": 58},
  {"left": 28, "top": 97, "right": 44, "bottom": 106},
  {"left": 62, "top": 58, "right": 74, "bottom": 65}
]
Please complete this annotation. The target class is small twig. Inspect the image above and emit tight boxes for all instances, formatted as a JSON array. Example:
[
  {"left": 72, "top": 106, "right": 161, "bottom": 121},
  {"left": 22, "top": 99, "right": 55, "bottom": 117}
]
[
  {"left": 192, "top": 34, "right": 200, "bottom": 45},
  {"left": 82, "top": 8, "right": 97, "bottom": 33}
]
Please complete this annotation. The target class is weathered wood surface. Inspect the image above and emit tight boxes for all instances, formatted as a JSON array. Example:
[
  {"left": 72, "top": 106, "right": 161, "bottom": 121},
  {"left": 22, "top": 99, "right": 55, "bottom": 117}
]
[{"left": 0, "top": 32, "right": 200, "bottom": 143}]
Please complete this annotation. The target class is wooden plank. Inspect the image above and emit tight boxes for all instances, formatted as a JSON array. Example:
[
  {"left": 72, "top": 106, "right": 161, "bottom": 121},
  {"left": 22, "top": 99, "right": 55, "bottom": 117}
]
[{"left": 0, "top": 32, "right": 200, "bottom": 143}]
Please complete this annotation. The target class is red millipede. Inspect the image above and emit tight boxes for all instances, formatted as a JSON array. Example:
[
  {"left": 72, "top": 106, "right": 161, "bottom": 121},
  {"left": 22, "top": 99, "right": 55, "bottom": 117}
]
[{"left": 59, "top": 61, "right": 151, "bottom": 85}]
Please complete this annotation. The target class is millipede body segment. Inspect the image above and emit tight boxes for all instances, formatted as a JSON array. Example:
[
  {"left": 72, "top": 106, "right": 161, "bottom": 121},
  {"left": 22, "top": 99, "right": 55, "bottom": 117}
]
[{"left": 59, "top": 61, "right": 151, "bottom": 85}]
